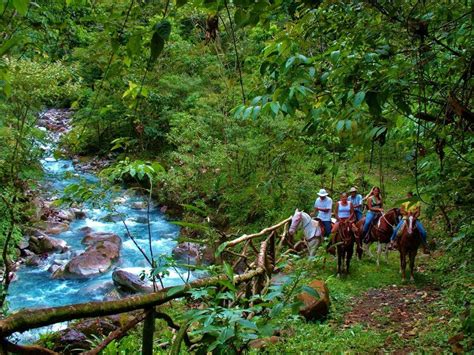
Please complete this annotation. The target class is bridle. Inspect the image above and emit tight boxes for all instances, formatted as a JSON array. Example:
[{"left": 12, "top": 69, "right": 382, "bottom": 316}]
[{"left": 377, "top": 209, "right": 399, "bottom": 230}]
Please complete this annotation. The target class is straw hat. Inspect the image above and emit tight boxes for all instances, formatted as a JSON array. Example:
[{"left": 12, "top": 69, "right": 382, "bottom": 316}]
[{"left": 349, "top": 187, "right": 357, "bottom": 193}]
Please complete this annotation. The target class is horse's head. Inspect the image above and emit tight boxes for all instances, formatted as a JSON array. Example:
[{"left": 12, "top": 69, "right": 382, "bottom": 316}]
[
  {"left": 289, "top": 208, "right": 302, "bottom": 236},
  {"left": 407, "top": 215, "right": 417, "bottom": 235}
]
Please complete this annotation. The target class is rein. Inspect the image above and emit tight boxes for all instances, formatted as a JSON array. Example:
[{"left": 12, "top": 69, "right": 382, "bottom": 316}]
[{"left": 377, "top": 210, "right": 397, "bottom": 230}]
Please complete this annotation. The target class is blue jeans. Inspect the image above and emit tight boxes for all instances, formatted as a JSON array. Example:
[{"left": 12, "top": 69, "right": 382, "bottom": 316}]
[
  {"left": 391, "top": 220, "right": 427, "bottom": 243},
  {"left": 354, "top": 210, "right": 363, "bottom": 222},
  {"left": 362, "top": 211, "right": 377, "bottom": 235},
  {"left": 322, "top": 220, "right": 332, "bottom": 239}
]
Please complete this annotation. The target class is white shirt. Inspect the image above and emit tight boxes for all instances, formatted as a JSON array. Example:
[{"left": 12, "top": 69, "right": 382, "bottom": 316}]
[{"left": 314, "top": 197, "right": 333, "bottom": 221}]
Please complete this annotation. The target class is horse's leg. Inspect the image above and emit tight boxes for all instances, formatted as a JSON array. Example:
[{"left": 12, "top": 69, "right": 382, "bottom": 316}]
[
  {"left": 384, "top": 243, "right": 389, "bottom": 262},
  {"left": 337, "top": 246, "right": 342, "bottom": 277},
  {"left": 409, "top": 250, "right": 417, "bottom": 282},
  {"left": 400, "top": 250, "right": 407, "bottom": 282},
  {"left": 346, "top": 244, "right": 354, "bottom": 274}
]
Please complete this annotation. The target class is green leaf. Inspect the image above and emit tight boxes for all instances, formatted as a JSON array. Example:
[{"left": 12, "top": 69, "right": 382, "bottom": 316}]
[
  {"left": 330, "top": 50, "right": 340, "bottom": 64},
  {"left": 215, "top": 241, "right": 228, "bottom": 257},
  {"left": 176, "top": 0, "right": 187, "bottom": 7},
  {"left": 12, "top": 0, "right": 29, "bottom": 15},
  {"left": 270, "top": 303, "right": 284, "bottom": 318},
  {"left": 150, "top": 20, "right": 172, "bottom": 64},
  {"left": 270, "top": 102, "right": 280, "bottom": 115},
  {"left": 171, "top": 221, "right": 209, "bottom": 232},
  {"left": 302, "top": 285, "right": 320, "bottom": 299},
  {"left": 0, "top": 36, "right": 22, "bottom": 57},
  {"left": 166, "top": 285, "right": 187, "bottom": 297},
  {"left": 223, "top": 262, "right": 234, "bottom": 281},
  {"left": 252, "top": 105, "right": 261, "bottom": 119},
  {"left": 353, "top": 91, "right": 365, "bottom": 107},
  {"left": 237, "top": 319, "right": 258, "bottom": 330},
  {"left": 365, "top": 91, "right": 381, "bottom": 116},
  {"left": 218, "top": 279, "right": 236, "bottom": 291},
  {"left": 243, "top": 106, "right": 253, "bottom": 119}
]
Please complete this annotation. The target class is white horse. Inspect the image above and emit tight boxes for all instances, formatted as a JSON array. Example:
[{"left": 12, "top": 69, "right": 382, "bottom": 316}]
[{"left": 288, "top": 209, "right": 323, "bottom": 256}]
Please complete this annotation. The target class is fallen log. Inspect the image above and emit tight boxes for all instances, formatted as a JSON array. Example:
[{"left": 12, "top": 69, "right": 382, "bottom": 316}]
[{"left": 0, "top": 268, "right": 264, "bottom": 338}]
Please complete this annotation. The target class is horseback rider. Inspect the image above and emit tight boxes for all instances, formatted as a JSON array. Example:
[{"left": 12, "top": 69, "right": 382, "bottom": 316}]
[
  {"left": 361, "top": 186, "right": 383, "bottom": 243},
  {"left": 348, "top": 187, "right": 363, "bottom": 221},
  {"left": 390, "top": 191, "right": 429, "bottom": 254},
  {"left": 332, "top": 192, "right": 354, "bottom": 233},
  {"left": 311, "top": 188, "right": 332, "bottom": 241}
]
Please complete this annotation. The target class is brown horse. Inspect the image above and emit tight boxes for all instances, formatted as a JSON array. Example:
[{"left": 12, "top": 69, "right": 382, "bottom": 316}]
[
  {"left": 398, "top": 216, "right": 422, "bottom": 282},
  {"left": 334, "top": 220, "right": 355, "bottom": 276},
  {"left": 355, "top": 208, "right": 401, "bottom": 266}
]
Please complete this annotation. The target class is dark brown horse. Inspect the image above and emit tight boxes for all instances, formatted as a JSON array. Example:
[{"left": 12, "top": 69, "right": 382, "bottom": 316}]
[
  {"left": 334, "top": 220, "right": 355, "bottom": 276},
  {"left": 398, "top": 216, "right": 422, "bottom": 282},
  {"left": 355, "top": 208, "right": 401, "bottom": 266}
]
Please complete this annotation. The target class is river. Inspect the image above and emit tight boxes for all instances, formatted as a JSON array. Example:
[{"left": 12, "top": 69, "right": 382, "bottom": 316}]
[{"left": 7, "top": 109, "right": 194, "bottom": 342}]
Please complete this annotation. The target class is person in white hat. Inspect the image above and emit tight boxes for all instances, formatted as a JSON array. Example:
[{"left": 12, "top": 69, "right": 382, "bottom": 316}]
[
  {"left": 348, "top": 187, "right": 363, "bottom": 221},
  {"left": 311, "top": 188, "right": 333, "bottom": 240}
]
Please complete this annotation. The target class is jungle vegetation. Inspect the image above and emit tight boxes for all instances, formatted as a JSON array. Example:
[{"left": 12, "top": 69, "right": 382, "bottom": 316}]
[{"left": 0, "top": 0, "right": 472, "bottom": 353}]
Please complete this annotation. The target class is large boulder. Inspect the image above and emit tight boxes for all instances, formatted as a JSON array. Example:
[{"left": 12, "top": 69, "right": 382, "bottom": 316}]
[
  {"left": 297, "top": 280, "right": 330, "bottom": 321},
  {"left": 112, "top": 269, "right": 154, "bottom": 294},
  {"left": 53, "top": 234, "right": 121, "bottom": 279},
  {"left": 28, "top": 234, "right": 68, "bottom": 254},
  {"left": 82, "top": 232, "right": 122, "bottom": 247}
]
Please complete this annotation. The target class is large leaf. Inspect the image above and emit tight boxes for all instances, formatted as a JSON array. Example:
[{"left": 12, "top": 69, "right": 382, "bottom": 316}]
[
  {"left": 12, "top": 0, "right": 29, "bottom": 15},
  {"left": 354, "top": 91, "right": 365, "bottom": 107},
  {"left": 150, "top": 20, "right": 171, "bottom": 64}
]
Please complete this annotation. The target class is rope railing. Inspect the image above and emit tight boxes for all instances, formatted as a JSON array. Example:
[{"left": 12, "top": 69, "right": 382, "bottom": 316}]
[{"left": 0, "top": 216, "right": 293, "bottom": 354}]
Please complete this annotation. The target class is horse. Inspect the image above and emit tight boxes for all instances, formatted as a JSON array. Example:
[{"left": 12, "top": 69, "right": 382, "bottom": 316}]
[
  {"left": 355, "top": 208, "right": 401, "bottom": 266},
  {"left": 332, "top": 219, "right": 356, "bottom": 276},
  {"left": 288, "top": 209, "right": 324, "bottom": 256},
  {"left": 398, "top": 215, "right": 422, "bottom": 282}
]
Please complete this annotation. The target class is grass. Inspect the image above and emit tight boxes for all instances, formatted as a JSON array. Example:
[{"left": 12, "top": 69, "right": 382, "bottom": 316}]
[{"left": 265, "top": 245, "right": 462, "bottom": 353}]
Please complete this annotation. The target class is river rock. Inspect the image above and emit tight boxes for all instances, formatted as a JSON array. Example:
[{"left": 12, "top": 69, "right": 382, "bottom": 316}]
[
  {"left": 45, "top": 221, "right": 70, "bottom": 235},
  {"left": 28, "top": 234, "right": 69, "bottom": 254},
  {"left": 131, "top": 201, "right": 148, "bottom": 209},
  {"left": 133, "top": 216, "right": 148, "bottom": 224},
  {"left": 77, "top": 226, "right": 93, "bottom": 235},
  {"left": 25, "top": 255, "right": 42, "bottom": 266},
  {"left": 297, "top": 279, "right": 330, "bottom": 321},
  {"left": 112, "top": 269, "right": 154, "bottom": 294},
  {"left": 48, "top": 264, "right": 61, "bottom": 274},
  {"left": 82, "top": 232, "right": 122, "bottom": 247},
  {"left": 56, "top": 209, "right": 75, "bottom": 221},
  {"left": 172, "top": 242, "right": 201, "bottom": 263},
  {"left": 17, "top": 238, "right": 29, "bottom": 250},
  {"left": 71, "top": 208, "right": 87, "bottom": 219},
  {"left": 54, "top": 237, "right": 121, "bottom": 278},
  {"left": 55, "top": 329, "right": 88, "bottom": 353}
]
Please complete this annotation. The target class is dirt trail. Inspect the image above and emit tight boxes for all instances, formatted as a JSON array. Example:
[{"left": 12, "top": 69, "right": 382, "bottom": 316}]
[{"left": 343, "top": 284, "right": 448, "bottom": 348}]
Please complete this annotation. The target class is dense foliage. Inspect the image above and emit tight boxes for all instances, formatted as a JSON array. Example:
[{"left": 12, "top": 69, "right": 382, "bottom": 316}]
[{"left": 0, "top": 0, "right": 472, "bottom": 352}]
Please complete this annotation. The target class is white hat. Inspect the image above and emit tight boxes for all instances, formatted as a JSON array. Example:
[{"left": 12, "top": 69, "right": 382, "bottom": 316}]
[
  {"left": 317, "top": 189, "right": 329, "bottom": 196},
  {"left": 349, "top": 187, "right": 357, "bottom": 192}
]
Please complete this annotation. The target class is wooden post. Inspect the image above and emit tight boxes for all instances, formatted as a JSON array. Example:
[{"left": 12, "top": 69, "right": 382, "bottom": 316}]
[{"left": 142, "top": 309, "right": 155, "bottom": 355}]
